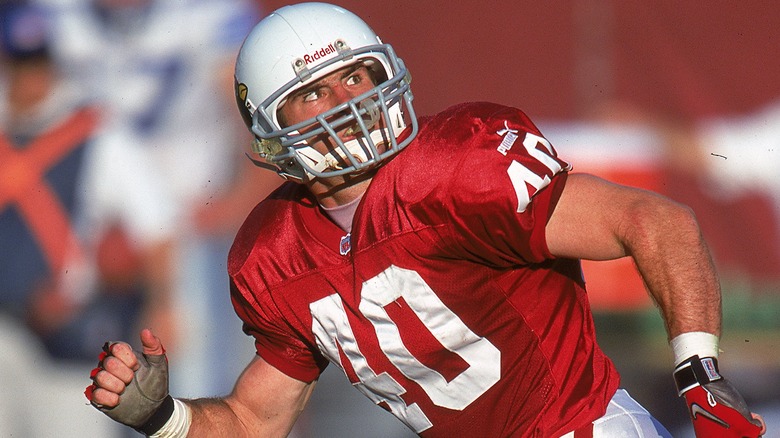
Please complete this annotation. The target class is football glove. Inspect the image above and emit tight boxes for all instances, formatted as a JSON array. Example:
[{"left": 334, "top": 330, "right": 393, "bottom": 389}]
[
  {"left": 674, "top": 355, "right": 765, "bottom": 437},
  {"left": 85, "top": 341, "right": 174, "bottom": 435}
]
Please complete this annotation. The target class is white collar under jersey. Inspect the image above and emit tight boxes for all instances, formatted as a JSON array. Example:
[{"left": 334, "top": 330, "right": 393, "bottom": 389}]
[{"left": 320, "top": 193, "right": 364, "bottom": 233}]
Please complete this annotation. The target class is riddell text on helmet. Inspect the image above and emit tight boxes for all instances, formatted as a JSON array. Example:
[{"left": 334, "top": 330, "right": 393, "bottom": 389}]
[{"left": 303, "top": 43, "right": 336, "bottom": 64}]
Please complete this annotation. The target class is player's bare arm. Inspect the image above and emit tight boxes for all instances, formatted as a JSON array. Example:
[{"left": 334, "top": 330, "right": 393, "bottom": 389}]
[
  {"left": 546, "top": 172, "right": 764, "bottom": 435},
  {"left": 186, "top": 356, "right": 316, "bottom": 437},
  {"left": 545, "top": 172, "right": 720, "bottom": 338}
]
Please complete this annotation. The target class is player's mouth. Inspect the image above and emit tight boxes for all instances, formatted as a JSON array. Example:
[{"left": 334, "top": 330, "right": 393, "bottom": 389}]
[{"left": 339, "top": 98, "right": 382, "bottom": 141}]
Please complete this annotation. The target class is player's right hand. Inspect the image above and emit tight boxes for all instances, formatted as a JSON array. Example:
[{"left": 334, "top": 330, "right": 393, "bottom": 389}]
[
  {"left": 674, "top": 355, "right": 766, "bottom": 437},
  {"left": 85, "top": 329, "right": 174, "bottom": 434}
]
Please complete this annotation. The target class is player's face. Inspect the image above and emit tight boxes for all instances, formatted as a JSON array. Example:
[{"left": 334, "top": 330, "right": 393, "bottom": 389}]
[
  {"left": 277, "top": 64, "right": 384, "bottom": 158},
  {"left": 7, "top": 58, "right": 56, "bottom": 108}
]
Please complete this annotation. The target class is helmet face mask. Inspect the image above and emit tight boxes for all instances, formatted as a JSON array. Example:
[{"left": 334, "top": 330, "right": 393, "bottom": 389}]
[{"left": 234, "top": 2, "right": 418, "bottom": 182}]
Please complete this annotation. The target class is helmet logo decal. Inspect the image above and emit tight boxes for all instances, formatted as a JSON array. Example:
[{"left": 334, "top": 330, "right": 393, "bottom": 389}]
[
  {"left": 302, "top": 43, "right": 336, "bottom": 64},
  {"left": 236, "top": 82, "right": 256, "bottom": 115},
  {"left": 237, "top": 82, "right": 248, "bottom": 101}
]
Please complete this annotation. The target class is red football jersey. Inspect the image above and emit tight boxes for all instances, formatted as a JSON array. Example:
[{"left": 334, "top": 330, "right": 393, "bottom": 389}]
[{"left": 229, "top": 102, "right": 620, "bottom": 437}]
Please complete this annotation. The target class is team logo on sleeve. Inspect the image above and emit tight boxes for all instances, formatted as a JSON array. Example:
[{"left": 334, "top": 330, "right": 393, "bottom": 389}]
[{"left": 496, "top": 121, "right": 519, "bottom": 156}]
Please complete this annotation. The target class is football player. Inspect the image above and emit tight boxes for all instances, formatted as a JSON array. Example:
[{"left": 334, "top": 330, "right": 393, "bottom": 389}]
[{"left": 86, "top": 3, "right": 766, "bottom": 437}]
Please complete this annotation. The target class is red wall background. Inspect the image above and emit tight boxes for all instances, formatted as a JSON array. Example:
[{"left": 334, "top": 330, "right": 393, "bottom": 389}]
[{"left": 258, "top": 1, "right": 780, "bottom": 121}]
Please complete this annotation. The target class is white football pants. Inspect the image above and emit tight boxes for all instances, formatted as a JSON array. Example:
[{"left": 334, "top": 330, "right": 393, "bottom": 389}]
[{"left": 560, "top": 389, "right": 673, "bottom": 438}]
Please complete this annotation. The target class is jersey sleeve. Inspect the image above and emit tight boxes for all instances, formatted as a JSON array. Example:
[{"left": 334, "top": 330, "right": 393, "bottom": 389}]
[
  {"left": 230, "top": 274, "right": 327, "bottom": 383},
  {"left": 228, "top": 198, "right": 329, "bottom": 383},
  {"left": 433, "top": 103, "right": 571, "bottom": 266}
]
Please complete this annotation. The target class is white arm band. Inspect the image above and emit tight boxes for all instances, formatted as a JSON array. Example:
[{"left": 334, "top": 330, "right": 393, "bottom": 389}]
[
  {"left": 150, "top": 398, "right": 191, "bottom": 438},
  {"left": 670, "top": 331, "right": 720, "bottom": 366}
]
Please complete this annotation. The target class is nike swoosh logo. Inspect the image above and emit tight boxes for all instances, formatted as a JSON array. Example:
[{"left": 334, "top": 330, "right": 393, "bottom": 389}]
[{"left": 691, "top": 403, "right": 729, "bottom": 428}]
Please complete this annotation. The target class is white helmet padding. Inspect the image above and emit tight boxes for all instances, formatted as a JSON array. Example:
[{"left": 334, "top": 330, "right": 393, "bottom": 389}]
[{"left": 234, "top": 2, "right": 418, "bottom": 182}]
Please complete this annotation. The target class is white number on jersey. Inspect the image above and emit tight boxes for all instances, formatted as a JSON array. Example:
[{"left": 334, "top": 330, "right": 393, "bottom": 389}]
[
  {"left": 310, "top": 265, "right": 501, "bottom": 433},
  {"left": 507, "top": 132, "right": 564, "bottom": 212}
]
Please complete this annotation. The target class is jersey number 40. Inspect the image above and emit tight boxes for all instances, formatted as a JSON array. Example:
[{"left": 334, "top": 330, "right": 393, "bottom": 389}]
[{"left": 310, "top": 265, "right": 500, "bottom": 433}]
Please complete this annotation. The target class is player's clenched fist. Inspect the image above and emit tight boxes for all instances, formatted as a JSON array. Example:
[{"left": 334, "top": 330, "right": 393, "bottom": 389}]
[{"left": 85, "top": 329, "right": 175, "bottom": 436}]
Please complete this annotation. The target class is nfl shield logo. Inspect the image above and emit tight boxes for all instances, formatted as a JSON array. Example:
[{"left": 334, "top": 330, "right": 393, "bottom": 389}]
[{"left": 339, "top": 233, "right": 351, "bottom": 255}]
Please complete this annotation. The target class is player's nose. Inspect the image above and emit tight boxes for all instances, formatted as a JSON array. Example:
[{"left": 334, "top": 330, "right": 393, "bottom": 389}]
[{"left": 331, "top": 82, "right": 360, "bottom": 105}]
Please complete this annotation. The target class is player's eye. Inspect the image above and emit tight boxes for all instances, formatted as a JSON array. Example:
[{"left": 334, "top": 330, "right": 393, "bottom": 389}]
[
  {"left": 301, "top": 89, "right": 321, "bottom": 102},
  {"left": 345, "top": 73, "right": 362, "bottom": 87}
]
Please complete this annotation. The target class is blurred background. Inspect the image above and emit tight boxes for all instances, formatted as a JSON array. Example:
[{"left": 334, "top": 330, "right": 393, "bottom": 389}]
[{"left": 1, "top": 0, "right": 777, "bottom": 436}]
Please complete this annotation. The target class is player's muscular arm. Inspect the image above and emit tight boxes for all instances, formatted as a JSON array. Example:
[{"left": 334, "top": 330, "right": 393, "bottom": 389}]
[
  {"left": 545, "top": 173, "right": 721, "bottom": 338},
  {"left": 186, "top": 356, "right": 316, "bottom": 437}
]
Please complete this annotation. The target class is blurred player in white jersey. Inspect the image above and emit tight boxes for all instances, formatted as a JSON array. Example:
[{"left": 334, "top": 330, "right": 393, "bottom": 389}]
[
  {"left": 38, "top": 0, "right": 281, "bottom": 396},
  {"left": 0, "top": 2, "right": 176, "bottom": 435}
]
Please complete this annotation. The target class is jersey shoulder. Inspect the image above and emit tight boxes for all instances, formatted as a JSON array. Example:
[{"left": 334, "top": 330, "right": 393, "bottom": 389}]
[
  {"left": 388, "top": 101, "right": 568, "bottom": 203},
  {"left": 368, "top": 102, "right": 571, "bottom": 265},
  {"left": 400, "top": 101, "right": 554, "bottom": 179},
  {"left": 417, "top": 102, "right": 545, "bottom": 149}
]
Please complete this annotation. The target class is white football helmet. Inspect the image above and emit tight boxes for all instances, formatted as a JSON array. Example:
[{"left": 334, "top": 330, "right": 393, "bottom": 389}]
[{"left": 234, "top": 2, "right": 418, "bottom": 182}]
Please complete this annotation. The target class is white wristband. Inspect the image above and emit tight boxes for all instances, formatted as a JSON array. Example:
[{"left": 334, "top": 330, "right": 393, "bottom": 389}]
[
  {"left": 150, "top": 398, "right": 191, "bottom": 438},
  {"left": 670, "top": 331, "right": 719, "bottom": 366}
]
